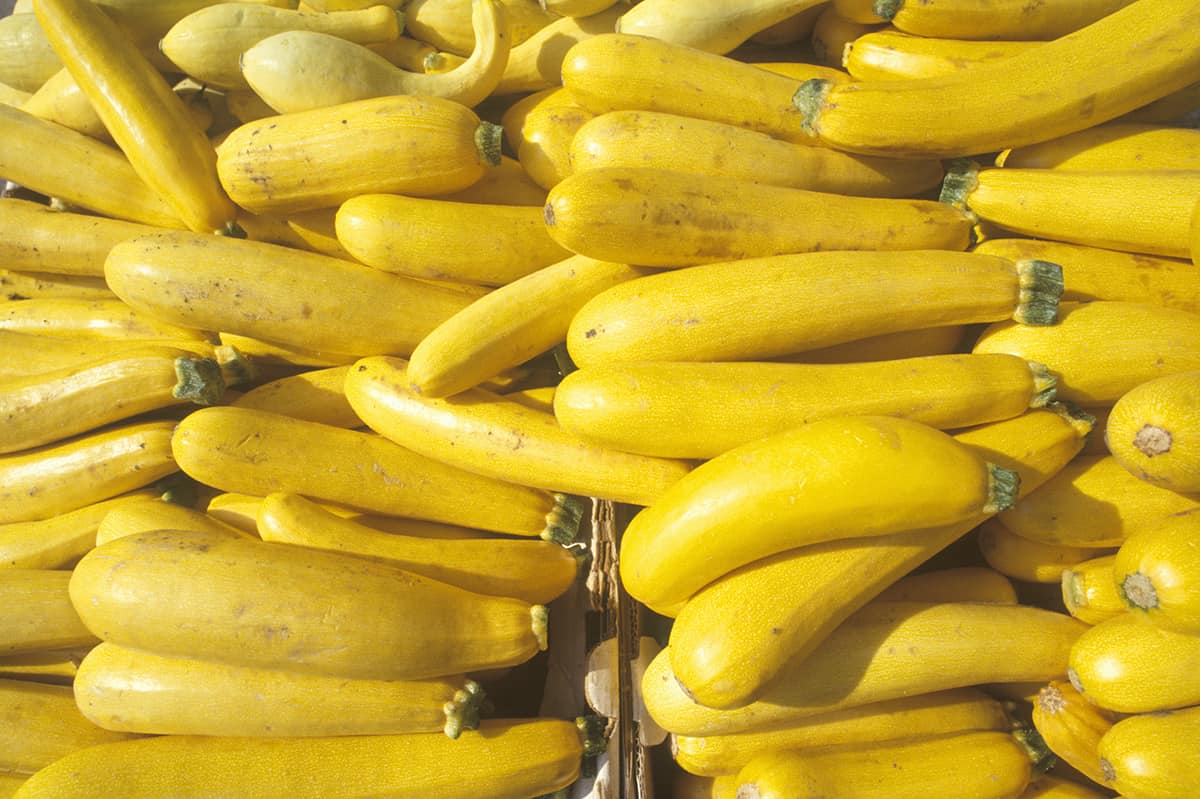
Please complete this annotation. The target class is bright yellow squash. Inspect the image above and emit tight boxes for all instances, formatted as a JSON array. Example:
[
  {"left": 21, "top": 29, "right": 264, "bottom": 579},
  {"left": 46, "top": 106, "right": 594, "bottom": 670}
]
[
  {"left": 0, "top": 570, "right": 98, "bottom": 655},
  {"left": 1106, "top": 369, "right": 1200, "bottom": 493},
  {"left": 256, "top": 492, "right": 577, "bottom": 604},
  {"left": 732, "top": 729, "right": 1043, "bottom": 799},
  {"left": 0, "top": 332, "right": 214, "bottom": 382},
  {"left": 554, "top": 354, "right": 1055, "bottom": 459},
  {"left": 172, "top": 406, "right": 583, "bottom": 540},
  {"left": 978, "top": 518, "right": 1114, "bottom": 584},
  {"left": 0, "top": 492, "right": 156, "bottom": 569},
  {"left": 493, "top": 4, "right": 623, "bottom": 95},
  {"left": 94, "top": 499, "right": 253, "bottom": 546},
  {"left": 1068, "top": 611, "right": 1200, "bottom": 713},
  {"left": 876, "top": 566, "right": 1018, "bottom": 604},
  {"left": 74, "top": 641, "right": 485, "bottom": 738},
  {"left": 0, "top": 298, "right": 210, "bottom": 343},
  {"left": 794, "top": 0, "right": 1200, "bottom": 157},
  {"left": 104, "top": 231, "right": 479, "bottom": 358},
  {"left": 973, "top": 301, "right": 1200, "bottom": 404},
  {"left": 787, "top": 325, "right": 966, "bottom": 363},
  {"left": 620, "top": 415, "right": 1016, "bottom": 624},
  {"left": 1114, "top": 510, "right": 1200, "bottom": 633},
  {"left": 567, "top": 249, "right": 1061, "bottom": 371},
  {"left": 844, "top": 29, "right": 1037, "bottom": 81},
  {"left": 836, "top": 0, "right": 1134, "bottom": 39},
  {"left": 545, "top": 166, "right": 971, "bottom": 267},
  {"left": 672, "top": 688, "right": 1010, "bottom": 777},
  {"left": 998, "top": 123, "right": 1200, "bottom": 171},
  {"left": 335, "top": 193, "right": 570, "bottom": 286},
  {"left": 514, "top": 92, "right": 593, "bottom": 191},
  {"left": 34, "top": 0, "right": 240, "bottom": 235},
  {"left": 231, "top": 365, "right": 362, "bottom": 428},
  {"left": 405, "top": 0, "right": 554, "bottom": 55},
  {"left": 643, "top": 601, "right": 1087, "bottom": 736},
  {"left": 11, "top": 717, "right": 591, "bottom": 799},
  {"left": 1097, "top": 704, "right": 1200, "bottom": 799},
  {"left": 0, "top": 13, "right": 62, "bottom": 92},
  {"left": 569, "top": 110, "right": 944, "bottom": 198},
  {"left": 0, "top": 420, "right": 177, "bottom": 525},
  {"left": 69, "top": 529, "right": 549, "bottom": 680},
  {"left": 614, "top": 0, "right": 828, "bottom": 54},
  {"left": 1032, "top": 679, "right": 1116, "bottom": 786},
  {"left": 1062, "top": 554, "right": 1125, "bottom": 626},
  {"left": 344, "top": 356, "right": 692, "bottom": 506},
  {"left": 216, "top": 94, "right": 502, "bottom": 215}
]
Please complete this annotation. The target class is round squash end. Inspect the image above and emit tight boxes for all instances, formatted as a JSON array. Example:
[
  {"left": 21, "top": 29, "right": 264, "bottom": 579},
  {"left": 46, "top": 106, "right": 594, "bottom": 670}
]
[{"left": 1121, "top": 571, "right": 1159, "bottom": 611}]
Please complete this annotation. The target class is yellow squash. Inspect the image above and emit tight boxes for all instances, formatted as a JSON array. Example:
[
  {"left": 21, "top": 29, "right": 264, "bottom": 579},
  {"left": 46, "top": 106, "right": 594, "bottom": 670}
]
[
  {"left": 875, "top": 566, "right": 1018, "bottom": 604},
  {"left": 643, "top": 601, "right": 1087, "bottom": 736},
  {"left": 0, "top": 13, "right": 62, "bottom": 92},
  {"left": 70, "top": 529, "right": 549, "bottom": 680},
  {"left": 733, "top": 729, "right": 1043, "bottom": 799},
  {"left": 1062, "top": 554, "right": 1125, "bottom": 626},
  {"left": 0, "top": 331, "right": 213, "bottom": 381},
  {"left": 786, "top": 325, "right": 966, "bottom": 363},
  {"left": 835, "top": 0, "right": 1133, "bottom": 39},
  {"left": 0, "top": 345, "right": 223, "bottom": 454},
  {"left": 232, "top": 365, "right": 361, "bottom": 428},
  {"left": 241, "top": 0, "right": 509, "bottom": 112},
  {"left": 0, "top": 677, "right": 137, "bottom": 775},
  {"left": 998, "top": 123, "right": 1200, "bottom": 171},
  {"left": 0, "top": 570, "right": 98, "bottom": 655},
  {"left": 0, "top": 270, "right": 112, "bottom": 302},
  {"left": 35, "top": 0, "right": 240, "bottom": 235},
  {"left": 1114, "top": 510, "right": 1200, "bottom": 632},
  {"left": 672, "top": 688, "right": 1010, "bottom": 777},
  {"left": 405, "top": 0, "right": 554, "bottom": 55},
  {"left": 795, "top": 0, "right": 1200, "bottom": 157},
  {"left": 11, "top": 717, "right": 590, "bottom": 799},
  {"left": 810, "top": 6, "right": 883, "bottom": 67},
  {"left": 0, "top": 648, "right": 88, "bottom": 684},
  {"left": 0, "top": 104, "right": 183, "bottom": 228},
  {"left": 105, "top": 231, "right": 479, "bottom": 358},
  {"left": 0, "top": 492, "right": 157, "bottom": 569},
  {"left": 493, "top": 4, "right": 623, "bottom": 95},
  {"left": 978, "top": 518, "right": 1114, "bottom": 584},
  {"left": 0, "top": 420, "right": 178, "bottom": 525},
  {"left": 335, "top": 193, "right": 569, "bottom": 286},
  {"left": 21, "top": 67, "right": 113, "bottom": 141},
  {"left": 999, "top": 454, "right": 1200, "bottom": 548},
  {"left": 75, "top": 641, "right": 485, "bottom": 738},
  {"left": 94, "top": 499, "right": 254, "bottom": 545},
  {"left": 554, "top": 354, "right": 1055, "bottom": 459},
  {"left": 1106, "top": 369, "right": 1200, "bottom": 493},
  {"left": 844, "top": 29, "right": 1037, "bottom": 81},
  {"left": 942, "top": 164, "right": 1200, "bottom": 259},
  {"left": 973, "top": 301, "right": 1200, "bottom": 404},
  {"left": 1097, "top": 704, "right": 1200, "bottom": 799},
  {"left": 216, "top": 94, "right": 502, "bottom": 215},
  {"left": 569, "top": 110, "right": 944, "bottom": 198},
  {"left": 438, "top": 155, "right": 546, "bottom": 206},
  {"left": 407, "top": 255, "right": 647, "bottom": 397},
  {"left": 0, "top": 298, "right": 209, "bottom": 342},
  {"left": 971, "top": 238, "right": 1200, "bottom": 314},
  {"left": 567, "top": 250, "right": 1061, "bottom": 366},
  {"left": 614, "top": 0, "right": 827, "bottom": 53},
  {"left": 0, "top": 80, "right": 31, "bottom": 106},
  {"left": 621, "top": 415, "right": 1016, "bottom": 623},
  {"left": 160, "top": 2, "right": 403, "bottom": 90},
  {"left": 545, "top": 166, "right": 971, "bottom": 266},
  {"left": 514, "top": 93, "right": 594, "bottom": 191},
  {"left": 1031, "top": 679, "right": 1116, "bottom": 786},
  {"left": 171, "top": 406, "right": 583, "bottom": 540},
  {"left": 344, "top": 356, "right": 693, "bottom": 506},
  {"left": 256, "top": 492, "right": 577, "bottom": 604}
]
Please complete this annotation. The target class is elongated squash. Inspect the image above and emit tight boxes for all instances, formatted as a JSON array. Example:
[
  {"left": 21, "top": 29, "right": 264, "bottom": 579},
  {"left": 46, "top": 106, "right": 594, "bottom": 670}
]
[
  {"left": 494, "top": 5, "right": 623, "bottom": 95},
  {"left": 70, "top": 529, "right": 549, "bottom": 679},
  {"left": 672, "top": 688, "right": 1010, "bottom": 777},
  {"left": 795, "top": 0, "right": 1200, "bottom": 157},
  {"left": 1068, "top": 611, "right": 1200, "bottom": 713},
  {"left": 95, "top": 499, "right": 253, "bottom": 545},
  {"left": 1106, "top": 370, "right": 1200, "bottom": 493},
  {"left": 75, "top": 641, "right": 485, "bottom": 738},
  {"left": 545, "top": 166, "right": 970, "bottom": 266},
  {"left": 0, "top": 570, "right": 98, "bottom": 655},
  {"left": 835, "top": 0, "right": 1133, "bottom": 39},
  {"left": 160, "top": 3, "right": 403, "bottom": 90},
  {"left": 335, "top": 193, "right": 569, "bottom": 285},
  {"left": 345, "top": 356, "right": 692, "bottom": 506},
  {"left": 232, "top": 365, "right": 361, "bottom": 428},
  {"left": 1097, "top": 704, "right": 1200, "bottom": 799},
  {"left": 515, "top": 94, "right": 594, "bottom": 191},
  {"left": 999, "top": 123, "right": 1200, "bottom": 171},
  {"left": 733, "top": 729, "right": 1044, "bottom": 799},
  {"left": 0, "top": 13, "right": 62, "bottom": 92},
  {"left": 0, "top": 270, "right": 112, "bottom": 302},
  {"left": 974, "top": 301, "right": 1200, "bottom": 404},
  {"left": 12, "top": 717, "right": 591, "bottom": 799},
  {"left": 0, "top": 420, "right": 178, "bottom": 525},
  {"left": 643, "top": 601, "right": 1087, "bottom": 736},
  {"left": 978, "top": 518, "right": 1114, "bottom": 584},
  {"left": 406, "top": 0, "right": 554, "bottom": 55},
  {"left": 1062, "top": 555, "right": 1125, "bottom": 626},
  {"left": 0, "top": 648, "right": 88, "bottom": 685},
  {"left": 999, "top": 454, "right": 1200, "bottom": 548},
  {"left": 876, "top": 566, "right": 1018, "bottom": 604},
  {"left": 35, "top": 0, "right": 240, "bottom": 235},
  {"left": 438, "top": 155, "right": 546, "bottom": 206},
  {"left": 0, "top": 678, "right": 136, "bottom": 775},
  {"left": 1114, "top": 510, "right": 1200, "bottom": 632},
  {"left": 0, "top": 492, "right": 157, "bottom": 569},
  {"left": 0, "top": 345, "right": 223, "bottom": 454},
  {"left": 567, "top": 250, "right": 1061, "bottom": 366},
  {"left": 105, "top": 231, "right": 478, "bottom": 358},
  {"left": 0, "top": 298, "right": 210, "bottom": 343},
  {"left": 785, "top": 325, "right": 966, "bottom": 364},
  {"left": 216, "top": 94, "right": 502, "bottom": 215},
  {"left": 257, "top": 492, "right": 577, "bottom": 603},
  {"left": 622, "top": 415, "right": 1016, "bottom": 622},
  {"left": 569, "top": 110, "right": 943, "bottom": 198},
  {"left": 1032, "top": 680, "right": 1116, "bottom": 786},
  {"left": 844, "top": 29, "right": 1037, "bottom": 81},
  {"left": 241, "top": 0, "right": 508, "bottom": 112},
  {"left": 0, "top": 331, "right": 214, "bottom": 381},
  {"left": 172, "top": 406, "right": 583, "bottom": 540},
  {"left": 615, "top": 0, "right": 827, "bottom": 54},
  {"left": 554, "top": 355, "right": 1055, "bottom": 459}
]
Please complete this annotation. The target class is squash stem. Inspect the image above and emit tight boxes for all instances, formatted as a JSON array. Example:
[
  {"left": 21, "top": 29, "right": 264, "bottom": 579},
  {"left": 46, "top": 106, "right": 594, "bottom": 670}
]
[
  {"left": 542, "top": 493, "right": 586, "bottom": 545},
  {"left": 938, "top": 158, "right": 980, "bottom": 210},
  {"left": 791, "top": 79, "right": 833, "bottom": 138},
  {"left": 442, "top": 679, "right": 486, "bottom": 739},
  {"left": 983, "top": 464, "right": 1020, "bottom": 514},
  {"left": 1012, "top": 726, "right": 1056, "bottom": 775},
  {"left": 1062, "top": 568, "right": 1089, "bottom": 615},
  {"left": 872, "top": 0, "right": 903, "bottom": 21},
  {"left": 531, "top": 604, "right": 550, "bottom": 651},
  {"left": 172, "top": 356, "right": 225, "bottom": 406},
  {"left": 1014, "top": 259, "right": 1064, "bottom": 326},
  {"left": 475, "top": 121, "right": 504, "bottom": 167},
  {"left": 1026, "top": 361, "right": 1057, "bottom": 408},
  {"left": 212, "top": 344, "right": 257, "bottom": 388}
]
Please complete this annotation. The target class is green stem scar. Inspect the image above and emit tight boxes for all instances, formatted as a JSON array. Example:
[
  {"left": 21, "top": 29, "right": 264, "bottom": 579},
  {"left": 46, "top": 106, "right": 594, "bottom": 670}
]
[
  {"left": 983, "top": 464, "right": 1021, "bottom": 514},
  {"left": 1014, "top": 259, "right": 1065, "bottom": 326},
  {"left": 791, "top": 79, "right": 833, "bottom": 138},
  {"left": 1121, "top": 572, "right": 1159, "bottom": 611},
  {"left": 1027, "top": 361, "right": 1057, "bottom": 408},
  {"left": 172, "top": 356, "right": 225, "bottom": 405}
]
